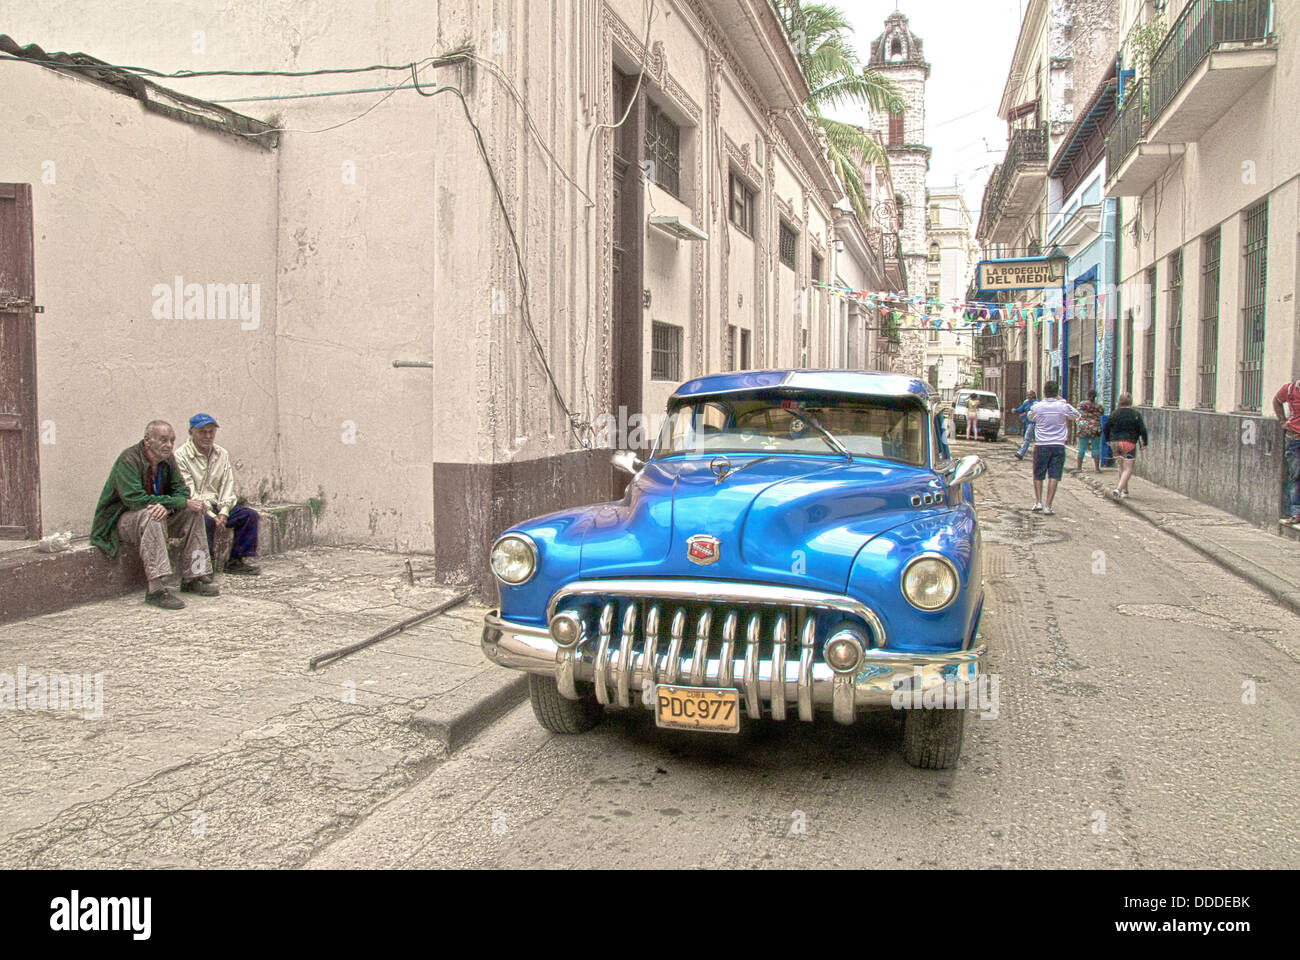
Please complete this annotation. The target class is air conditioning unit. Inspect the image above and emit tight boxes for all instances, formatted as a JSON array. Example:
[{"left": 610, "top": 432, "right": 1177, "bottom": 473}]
[{"left": 649, "top": 215, "right": 709, "bottom": 242}]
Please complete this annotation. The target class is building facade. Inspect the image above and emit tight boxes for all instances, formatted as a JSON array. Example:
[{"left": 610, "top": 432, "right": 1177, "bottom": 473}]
[
  {"left": 924, "top": 186, "right": 977, "bottom": 399},
  {"left": 1106, "top": 0, "right": 1297, "bottom": 525},
  {"left": 0, "top": 1, "right": 892, "bottom": 592}
]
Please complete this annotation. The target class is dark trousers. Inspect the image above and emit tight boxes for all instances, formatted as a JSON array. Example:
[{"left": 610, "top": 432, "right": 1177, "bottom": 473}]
[
  {"left": 205, "top": 505, "right": 259, "bottom": 562},
  {"left": 1286, "top": 435, "right": 1300, "bottom": 516}
]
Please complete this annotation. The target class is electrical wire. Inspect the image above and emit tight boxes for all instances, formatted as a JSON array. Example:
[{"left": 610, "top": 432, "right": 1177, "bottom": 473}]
[
  {"left": 408, "top": 66, "right": 588, "bottom": 446},
  {"left": 0, "top": 51, "right": 454, "bottom": 79}
]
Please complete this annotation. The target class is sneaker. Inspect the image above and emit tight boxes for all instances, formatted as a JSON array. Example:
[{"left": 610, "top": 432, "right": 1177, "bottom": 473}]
[
  {"left": 1031, "top": 502, "right": 1043, "bottom": 512},
  {"left": 181, "top": 578, "right": 220, "bottom": 596},
  {"left": 1043, "top": 507, "right": 1056, "bottom": 516},
  {"left": 1015, "top": 452, "right": 1025, "bottom": 461},
  {"left": 224, "top": 557, "right": 262, "bottom": 576},
  {"left": 1112, "top": 489, "right": 1122, "bottom": 499},
  {"left": 145, "top": 589, "right": 185, "bottom": 610}
]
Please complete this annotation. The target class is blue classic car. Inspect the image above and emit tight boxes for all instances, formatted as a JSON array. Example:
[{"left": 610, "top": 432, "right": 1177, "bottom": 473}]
[{"left": 481, "top": 369, "right": 989, "bottom": 768}]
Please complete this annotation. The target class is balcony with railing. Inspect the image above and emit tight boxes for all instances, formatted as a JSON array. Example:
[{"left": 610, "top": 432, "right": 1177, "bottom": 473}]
[
  {"left": 974, "top": 127, "right": 1049, "bottom": 245},
  {"left": 1108, "top": 0, "right": 1274, "bottom": 198},
  {"left": 1147, "top": 0, "right": 1274, "bottom": 145}
]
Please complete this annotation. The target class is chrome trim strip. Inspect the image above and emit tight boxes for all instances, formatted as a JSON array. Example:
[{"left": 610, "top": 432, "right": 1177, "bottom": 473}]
[
  {"left": 718, "top": 610, "right": 737, "bottom": 687},
  {"left": 797, "top": 617, "right": 815, "bottom": 722},
  {"left": 832, "top": 673, "right": 855, "bottom": 724},
  {"left": 641, "top": 604, "right": 661, "bottom": 688},
  {"left": 616, "top": 603, "right": 637, "bottom": 708},
  {"left": 549, "top": 579, "right": 887, "bottom": 648},
  {"left": 665, "top": 608, "right": 686, "bottom": 685},
  {"left": 770, "top": 613, "right": 788, "bottom": 721},
  {"left": 557, "top": 624, "right": 581, "bottom": 700},
  {"left": 690, "top": 609, "right": 712, "bottom": 685},
  {"left": 593, "top": 602, "right": 614, "bottom": 705},
  {"left": 743, "top": 613, "right": 761, "bottom": 719}
]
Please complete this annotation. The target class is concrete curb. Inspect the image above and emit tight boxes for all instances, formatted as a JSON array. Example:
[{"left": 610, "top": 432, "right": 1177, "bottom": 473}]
[
  {"left": 1075, "top": 472, "right": 1300, "bottom": 618},
  {"left": 409, "top": 672, "right": 529, "bottom": 752}
]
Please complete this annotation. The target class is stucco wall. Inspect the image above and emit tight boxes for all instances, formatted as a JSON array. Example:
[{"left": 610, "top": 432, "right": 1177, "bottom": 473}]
[{"left": 0, "top": 60, "right": 279, "bottom": 537}]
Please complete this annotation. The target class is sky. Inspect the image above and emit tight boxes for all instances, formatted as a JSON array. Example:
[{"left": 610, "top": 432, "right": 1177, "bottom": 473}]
[{"left": 833, "top": 0, "right": 1028, "bottom": 222}]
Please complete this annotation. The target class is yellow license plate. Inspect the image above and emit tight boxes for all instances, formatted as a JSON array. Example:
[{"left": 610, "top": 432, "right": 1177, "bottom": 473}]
[{"left": 654, "top": 685, "right": 740, "bottom": 733}]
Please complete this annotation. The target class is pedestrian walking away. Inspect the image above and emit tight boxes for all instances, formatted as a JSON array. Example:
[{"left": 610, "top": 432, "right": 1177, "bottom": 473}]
[
  {"left": 1074, "top": 389, "right": 1104, "bottom": 474},
  {"left": 966, "top": 392, "right": 980, "bottom": 440},
  {"left": 1027, "top": 381, "right": 1079, "bottom": 515},
  {"left": 1103, "top": 393, "right": 1149, "bottom": 499},
  {"left": 1014, "top": 390, "right": 1038, "bottom": 460},
  {"left": 1272, "top": 377, "right": 1300, "bottom": 525}
]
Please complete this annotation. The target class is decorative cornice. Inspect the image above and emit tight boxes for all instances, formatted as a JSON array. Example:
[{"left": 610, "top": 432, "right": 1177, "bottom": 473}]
[
  {"left": 606, "top": 7, "right": 702, "bottom": 123},
  {"left": 723, "top": 134, "right": 761, "bottom": 188}
]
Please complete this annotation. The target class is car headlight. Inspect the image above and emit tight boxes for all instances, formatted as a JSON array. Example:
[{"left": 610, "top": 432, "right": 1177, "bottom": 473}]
[
  {"left": 491, "top": 533, "right": 537, "bottom": 584},
  {"left": 901, "top": 554, "right": 959, "bottom": 611}
]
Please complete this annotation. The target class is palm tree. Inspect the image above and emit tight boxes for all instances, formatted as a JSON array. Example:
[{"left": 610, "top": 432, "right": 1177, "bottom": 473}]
[{"left": 775, "top": 1, "right": 905, "bottom": 223}]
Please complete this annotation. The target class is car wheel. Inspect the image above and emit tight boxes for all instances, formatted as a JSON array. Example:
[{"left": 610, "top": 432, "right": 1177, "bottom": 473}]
[
  {"left": 901, "top": 707, "right": 966, "bottom": 769},
  {"left": 529, "top": 674, "right": 603, "bottom": 734}
]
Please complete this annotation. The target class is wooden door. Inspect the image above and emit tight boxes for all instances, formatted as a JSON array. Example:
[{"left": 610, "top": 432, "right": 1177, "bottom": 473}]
[{"left": 0, "top": 183, "right": 41, "bottom": 539}]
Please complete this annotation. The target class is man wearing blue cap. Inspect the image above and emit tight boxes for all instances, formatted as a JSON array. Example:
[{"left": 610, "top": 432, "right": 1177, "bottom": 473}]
[{"left": 175, "top": 414, "right": 261, "bottom": 575}]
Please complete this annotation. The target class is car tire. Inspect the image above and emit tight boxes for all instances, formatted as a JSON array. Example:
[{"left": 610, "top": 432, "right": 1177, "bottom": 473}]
[
  {"left": 901, "top": 707, "right": 966, "bottom": 769},
  {"left": 529, "top": 674, "right": 603, "bottom": 734}
]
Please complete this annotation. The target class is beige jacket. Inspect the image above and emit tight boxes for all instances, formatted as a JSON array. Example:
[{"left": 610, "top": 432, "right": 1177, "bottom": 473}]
[{"left": 175, "top": 438, "right": 237, "bottom": 518}]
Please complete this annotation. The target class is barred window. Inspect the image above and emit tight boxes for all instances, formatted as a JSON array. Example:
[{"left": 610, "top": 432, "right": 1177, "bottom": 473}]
[
  {"left": 1123, "top": 310, "right": 1134, "bottom": 398},
  {"left": 811, "top": 252, "right": 823, "bottom": 284},
  {"left": 726, "top": 324, "right": 737, "bottom": 371},
  {"left": 1142, "top": 266, "right": 1157, "bottom": 406},
  {"left": 645, "top": 101, "right": 681, "bottom": 199},
  {"left": 651, "top": 321, "right": 682, "bottom": 381},
  {"left": 1198, "top": 228, "right": 1221, "bottom": 408},
  {"left": 1239, "top": 201, "right": 1268, "bottom": 411},
  {"left": 779, "top": 221, "right": 797, "bottom": 270},
  {"left": 739, "top": 328, "right": 751, "bottom": 370},
  {"left": 729, "top": 172, "right": 753, "bottom": 236},
  {"left": 1166, "top": 250, "right": 1183, "bottom": 406}
]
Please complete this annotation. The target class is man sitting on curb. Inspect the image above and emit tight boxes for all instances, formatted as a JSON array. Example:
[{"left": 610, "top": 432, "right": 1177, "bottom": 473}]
[
  {"left": 175, "top": 413, "right": 261, "bottom": 575},
  {"left": 1027, "top": 381, "right": 1079, "bottom": 517},
  {"left": 90, "top": 420, "right": 218, "bottom": 610},
  {"left": 1273, "top": 377, "right": 1300, "bottom": 526}
]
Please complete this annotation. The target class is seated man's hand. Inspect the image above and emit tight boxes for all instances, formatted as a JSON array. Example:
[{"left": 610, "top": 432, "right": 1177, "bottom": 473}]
[
  {"left": 185, "top": 498, "right": 206, "bottom": 514},
  {"left": 145, "top": 503, "right": 168, "bottom": 522},
  {"left": 213, "top": 513, "right": 229, "bottom": 528}
]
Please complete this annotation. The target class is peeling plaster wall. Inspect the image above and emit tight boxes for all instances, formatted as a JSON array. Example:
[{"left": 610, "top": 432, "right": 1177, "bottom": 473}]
[{"left": 0, "top": 61, "right": 279, "bottom": 537}]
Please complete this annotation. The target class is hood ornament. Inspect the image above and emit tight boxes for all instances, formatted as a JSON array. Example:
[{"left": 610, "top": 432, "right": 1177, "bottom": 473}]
[
  {"left": 709, "top": 456, "right": 731, "bottom": 480},
  {"left": 686, "top": 534, "right": 721, "bottom": 565}
]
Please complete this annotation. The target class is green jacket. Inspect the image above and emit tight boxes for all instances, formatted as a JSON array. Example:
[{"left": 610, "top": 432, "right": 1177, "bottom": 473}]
[{"left": 90, "top": 442, "right": 192, "bottom": 557}]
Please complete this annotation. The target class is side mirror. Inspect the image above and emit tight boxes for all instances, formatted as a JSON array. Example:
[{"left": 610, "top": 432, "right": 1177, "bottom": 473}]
[
  {"left": 946, "top": 454, "right": 986, "bottom": 486},
  {"left": 611, "top": 450, "right": 645, "bottom": 476}
]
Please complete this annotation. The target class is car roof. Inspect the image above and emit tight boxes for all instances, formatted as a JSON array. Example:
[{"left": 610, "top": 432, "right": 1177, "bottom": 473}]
[{"left": 670, "top": 369, "right": 932, "bottom": 407}]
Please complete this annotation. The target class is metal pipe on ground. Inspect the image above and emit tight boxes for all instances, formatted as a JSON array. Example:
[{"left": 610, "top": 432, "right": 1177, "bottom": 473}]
[{"left": 308, "top": 591, "right": 471, "bottom": 670}]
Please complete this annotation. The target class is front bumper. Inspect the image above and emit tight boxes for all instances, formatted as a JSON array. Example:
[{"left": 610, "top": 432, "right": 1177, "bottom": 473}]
[{"left": 482, "top": 611, "right": 987, "bottom": 724}]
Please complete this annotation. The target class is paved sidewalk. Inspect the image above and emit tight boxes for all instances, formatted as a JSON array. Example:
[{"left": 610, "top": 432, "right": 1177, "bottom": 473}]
[
  {"left": 0, "top": 547, "right": 519, "bottom": 868},
  {"left": 1070, "top": 467, "right": 1300, "bottom": 616}
]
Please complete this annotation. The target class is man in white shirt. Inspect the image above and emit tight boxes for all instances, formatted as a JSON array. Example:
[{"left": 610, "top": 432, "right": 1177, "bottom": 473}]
[
  {"left": 1027, "top": 381, "right": 1080, "bottom": 516},
  {"left": 174, "top": 414, "right": 261, "bottom": 575}
]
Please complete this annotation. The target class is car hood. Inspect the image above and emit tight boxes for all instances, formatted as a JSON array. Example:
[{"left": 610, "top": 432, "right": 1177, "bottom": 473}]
[{"left": 578, "top": 455, "right": 948, "bottom": 593}]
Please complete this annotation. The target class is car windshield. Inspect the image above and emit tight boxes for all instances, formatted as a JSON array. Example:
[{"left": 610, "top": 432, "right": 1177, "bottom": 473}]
[
  {"left": 957, "top": 392, "right": 999, "bottom": 410},
  {"left": 652, "top": 393, "right": 927, "bottom": 466}
]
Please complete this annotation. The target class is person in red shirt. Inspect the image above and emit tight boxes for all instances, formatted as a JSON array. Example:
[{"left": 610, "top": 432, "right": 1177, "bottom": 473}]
[{"left": 1273, "top": 378, "right": 1300, "bottom": 525}]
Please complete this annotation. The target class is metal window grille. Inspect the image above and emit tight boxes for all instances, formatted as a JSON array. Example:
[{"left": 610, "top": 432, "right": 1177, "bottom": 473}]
[
  {"left": 726, "top": 324, "right": 737, "bottom": 371},
  {"left": 650, "top": 321, "right": 682, "bottom": 381},
  {"left": 1198, "top": 228, "right": 1221, "bottom": 408},
  {"left": 739, "top": 328, "right": 751, "bottom": 370},
  {"left": 1124, "top": 310, "right": 1134, "bottom": 398},
  {"left": 645, "top": 102, "right": 681, "bottom": 199},
  {"left": 729, "top": 173, "right": 752, "bottom": 235},
  {"left": 1166, "top": 250, "right": 1184, "bottom": 406},
  {"left": 811, "top": 253, "right": 823, "bottom": 284},
  {"left": 779, "top": 221, "right": 797, "bottom": 270},
  {"left": 1142, "top": 267, "right": 1157, "bottom": 405},
  {"left": 1239, "top": 201, "right": 1268, "bottom": 411}
]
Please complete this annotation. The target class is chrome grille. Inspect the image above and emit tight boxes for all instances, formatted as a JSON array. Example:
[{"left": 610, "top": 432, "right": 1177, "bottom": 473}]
[{"left": 549, "top": 581, "right": 885, "bottom": 720}]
